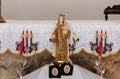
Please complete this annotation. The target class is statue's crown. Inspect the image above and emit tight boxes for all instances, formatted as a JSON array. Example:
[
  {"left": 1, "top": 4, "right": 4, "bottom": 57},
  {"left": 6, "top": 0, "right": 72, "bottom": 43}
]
[{"left": 59, "top": 14, "right": 65, "bottom": 17}]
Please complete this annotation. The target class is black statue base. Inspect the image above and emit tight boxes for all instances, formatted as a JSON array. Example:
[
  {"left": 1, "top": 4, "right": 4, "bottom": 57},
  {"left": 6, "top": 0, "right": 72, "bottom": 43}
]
[
  {"left": 49, "top": 63, "right": 61, "bottom": 78},
  {"left": 49, "top": 61, "right": 73, "bottom": 78}
]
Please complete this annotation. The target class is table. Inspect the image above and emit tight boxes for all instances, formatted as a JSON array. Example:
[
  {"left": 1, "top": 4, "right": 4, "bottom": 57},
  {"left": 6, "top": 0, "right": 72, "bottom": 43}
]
[{"left": 0, "top": 20, "right": 120, "bottom": 57}]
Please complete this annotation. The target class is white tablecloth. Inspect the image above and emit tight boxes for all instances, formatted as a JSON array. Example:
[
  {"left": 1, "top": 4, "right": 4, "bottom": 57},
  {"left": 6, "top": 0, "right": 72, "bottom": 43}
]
[
  {"left": 22, "top": 65, "right": 100, "bottom": 79},
  {"left": 0, "top": 20, "right": 120, "bottom": 56}
]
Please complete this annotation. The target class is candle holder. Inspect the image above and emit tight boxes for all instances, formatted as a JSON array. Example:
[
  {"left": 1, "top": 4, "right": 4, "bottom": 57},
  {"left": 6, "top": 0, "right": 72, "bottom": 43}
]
[
  {"left": 17, "top": 59, "right": 29, "bottom": 79},
  {"left": 89, "top": 30, "right": 113, "bottom": 56},
  {"left": 15, "top": 30, "right": 39, "bottom": 56},
  {"left": 94, "top": 57, "right": 106, "bottom": 79}
]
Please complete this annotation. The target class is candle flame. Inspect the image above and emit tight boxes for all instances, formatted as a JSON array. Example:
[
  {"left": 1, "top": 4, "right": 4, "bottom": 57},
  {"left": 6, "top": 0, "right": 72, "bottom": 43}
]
[
  {"left": 101, "top": 30, "right": 103, "bottom": 34},
  {"left": 96, "top": 30, "right": 98, "bottom": 34},
  {"left": 22, "top": 30, "right": 24, "bottom": 34},
  {"left": 105, "top": 31, "right": 107, "bottom": 35},
  {"left": 25, "top": 30, "right": 29, "bottom": 37},
  {"left": 30, "top": 31, "right": 32, "bottom": 34},
  {"left": 26, "top": 30, "right": 28, "bottom": 33}
]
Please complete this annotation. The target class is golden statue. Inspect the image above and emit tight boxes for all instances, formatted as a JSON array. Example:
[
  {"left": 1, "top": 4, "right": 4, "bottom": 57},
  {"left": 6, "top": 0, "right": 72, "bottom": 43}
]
[{"left": 51, "top": 14, "right": 71, "bottom": 62}]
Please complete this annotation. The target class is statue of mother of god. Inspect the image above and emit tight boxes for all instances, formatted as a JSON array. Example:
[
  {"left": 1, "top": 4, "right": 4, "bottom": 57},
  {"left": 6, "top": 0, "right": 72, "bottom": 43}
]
[{"left": 51, "top": 14, "right": 71, "bottom": 62}]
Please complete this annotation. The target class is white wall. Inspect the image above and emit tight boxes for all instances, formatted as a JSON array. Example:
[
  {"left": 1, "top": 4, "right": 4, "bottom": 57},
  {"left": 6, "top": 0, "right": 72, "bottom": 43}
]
[{"left": 1, "top": 0, "right": 120, "bottom": 20}]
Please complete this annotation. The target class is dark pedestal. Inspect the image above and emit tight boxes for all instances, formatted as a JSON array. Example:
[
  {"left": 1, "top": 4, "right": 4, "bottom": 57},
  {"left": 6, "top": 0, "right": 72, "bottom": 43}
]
[{"left": 49, "top": 62, "right": 73, "bottom": 78}]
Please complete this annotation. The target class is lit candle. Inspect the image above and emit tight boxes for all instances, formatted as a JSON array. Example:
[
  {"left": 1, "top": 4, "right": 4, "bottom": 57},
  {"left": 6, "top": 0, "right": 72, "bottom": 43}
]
[
  {"left": 104, "top": 31, "right": 107, "bottom": 47},
  {"left": 25, "top": 30, "right": 29, "bottom": 47},
  {"left": 30, "top": 31, "right": 33, "bottom": 46},
  {"left": 19, "top": 41, "right": 23, "bottom": 56},
  {"left": 98, "top": 30, "right": 103, "bottom": 56},
  {"left": 96, "top": 30, "right": 99, "bottom": 46},
  {"left": 98, "top": 42, "right": 101, "bottom": 56},
  {"left": 100, "top": 30, "right": 103, "bottom": 47},
  {"left": 22, "top": 30, "right": 24, "bottom": 46}
]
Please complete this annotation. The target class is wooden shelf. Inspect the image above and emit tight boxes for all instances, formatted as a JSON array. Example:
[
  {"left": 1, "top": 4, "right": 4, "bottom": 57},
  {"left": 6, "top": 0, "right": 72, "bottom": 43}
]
[{"left": 104, "top": 5, "right": 120, "bottom": 21}]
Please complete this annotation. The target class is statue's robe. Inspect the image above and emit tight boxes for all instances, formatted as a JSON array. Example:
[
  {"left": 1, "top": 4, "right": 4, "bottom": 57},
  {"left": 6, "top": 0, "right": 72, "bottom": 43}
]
[{"left": 52, "top": 23, "right": 70, "bottom": 61}]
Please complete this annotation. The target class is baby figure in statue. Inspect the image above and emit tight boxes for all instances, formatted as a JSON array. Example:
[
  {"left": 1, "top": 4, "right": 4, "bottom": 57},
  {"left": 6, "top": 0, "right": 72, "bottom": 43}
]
[{"left": 51, "top": 14, "right": 71, "bottom": 62}]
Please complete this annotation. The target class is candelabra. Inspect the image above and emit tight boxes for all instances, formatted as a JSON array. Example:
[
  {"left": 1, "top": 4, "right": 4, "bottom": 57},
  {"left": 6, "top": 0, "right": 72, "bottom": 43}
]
[
  {"left": 90, "top": 30, "right": 113, "bottom": 56},
  {"left": 94, "top": 57, "right": 106, "bottom": 79},
  {"left": 16, "top": 60, "right": 29, "bottom": 79},
  {"left": 15, "top": 30, "right": 39, "bottom": 56}
]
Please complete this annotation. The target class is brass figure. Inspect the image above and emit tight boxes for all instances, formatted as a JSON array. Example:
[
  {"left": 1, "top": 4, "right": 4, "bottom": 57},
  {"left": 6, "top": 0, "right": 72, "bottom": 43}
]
[{"left": 51, "top": 14, "right": 71, "bottom": 62}]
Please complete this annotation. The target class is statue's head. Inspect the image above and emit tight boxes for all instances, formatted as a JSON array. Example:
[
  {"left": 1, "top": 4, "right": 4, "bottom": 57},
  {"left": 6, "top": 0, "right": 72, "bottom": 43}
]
[{"left": 57, "top": 14, "right": 65, "bottom": 25}]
